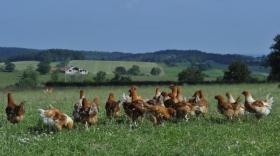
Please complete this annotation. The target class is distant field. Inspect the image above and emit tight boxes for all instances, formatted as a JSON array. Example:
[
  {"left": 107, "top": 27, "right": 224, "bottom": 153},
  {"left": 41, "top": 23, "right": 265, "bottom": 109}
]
[
  {"left": 68, "top": 60, "right": 163, "bottom": 75},
  {"left": 0, "top": 60, "right": 270, "bottom": 88},
  {"left": 0, "top": 84, "right": 279, "bottom": 155},
  {"left": 1, "top": 60, "right": 163, "bottom": 75},
  {"left": 0, "top": 61, "right": 39, "bottom": 71},
  {"left": 0, "top": 71, "right": 20, "bottom": 88}
]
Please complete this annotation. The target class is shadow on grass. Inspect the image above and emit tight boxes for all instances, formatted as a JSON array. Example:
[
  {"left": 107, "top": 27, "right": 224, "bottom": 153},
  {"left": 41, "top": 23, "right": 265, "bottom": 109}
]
[
  {"left": 98, "top": 116, "right": 128, "bottom": 126},
  {"left": 27, "top": 120, "right": 59, "bottom": 135},
  {"left": 206, "top": 117, "right": 230, "bottom": 124}
]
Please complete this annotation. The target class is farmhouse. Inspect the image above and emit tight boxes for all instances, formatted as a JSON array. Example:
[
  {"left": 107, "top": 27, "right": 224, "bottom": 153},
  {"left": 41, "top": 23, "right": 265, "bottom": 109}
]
[{"left": 62, "top": 66, "right": 89, "bottom": 75}]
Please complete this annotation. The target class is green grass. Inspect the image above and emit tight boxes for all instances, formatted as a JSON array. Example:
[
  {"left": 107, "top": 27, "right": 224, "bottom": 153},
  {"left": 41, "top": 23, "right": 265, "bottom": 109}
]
[
  {"left": 203, "top": 69, "right": 224, "bottom": 81},
  {"left": 0, "top": 60, "right": 167, "bottom": 85},
  {"left": 0, "top": 61, "right": 39, "bottom": 71},
  {"left": 0, "top": 71, "right": 21, "bottom": 88},
  {"left": 0, "top": 71, "right": 51, "bottom": 89},
  {"left": 0, "top": 60, "right": 270, "bottom": 89},
  {"left": 68, "top": 60, "right": 162, "bottom": 75},
  {"left": 0, "top": 83, "right": 279, "bottom": 155}
]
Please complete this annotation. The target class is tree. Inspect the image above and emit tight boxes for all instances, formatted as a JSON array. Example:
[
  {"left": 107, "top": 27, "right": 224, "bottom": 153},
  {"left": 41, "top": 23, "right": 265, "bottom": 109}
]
[
  {"left": 3, "top": 61, "right": 15, "bottom": 72},
  {"left": 178, "top": 67, "right": 204, "bottom": 83},
  {"left": 51, "top": 71, "right": 60, "bottom": 82},
  {"left": 111, "top": 73, "right": 131, "bottom": 82},
  {"left": 16, "top": 66, "right": 39, "bottom": 88},
  {"left": 114, "top": 66, "right": 127, "bottom": 75},
  {"left": 127, "top": 65, "right": 141, "bottom": 75},
  {"left": 94, "top": 71, "right": 107, "bottom": 82},
  {"left": 56, "top": 58, "right": 70, "bottom": 68},
  {"left": 267, "top": 34, "right": 280, "bottom": 81},
  {"left": 150, "top": 67, "right": 162, "bottom": 76},
  {"left": 37, "top": 61, "right": 51, "bottom": 74},
  {"left": 223, "top": 61, "right": 251, "bottom": 83}
]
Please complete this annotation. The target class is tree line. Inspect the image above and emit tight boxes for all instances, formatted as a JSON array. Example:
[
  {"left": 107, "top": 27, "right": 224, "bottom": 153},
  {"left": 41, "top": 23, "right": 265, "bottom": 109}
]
[
  {"left": 177, "top": 34, "right": 280, "bottom": 83},
  {"left": 7, "top": 49, "right": 85, "bottom": 62},
  {"left": 3, "top": 34, "right": 280, "bottom": 88},
  {"left": 1, "top": 47, "right": 263, "bottom": 66}
]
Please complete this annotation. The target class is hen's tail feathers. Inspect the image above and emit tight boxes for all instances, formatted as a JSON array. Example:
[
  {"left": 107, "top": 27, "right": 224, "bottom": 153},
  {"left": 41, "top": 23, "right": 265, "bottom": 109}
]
[
  {"left": 7, "top": 93, "right": 16, "bottom": 107},
  {"left": 38, "top": 109, "right": 46, "bottom": 117},
  {"left": 235, "top": 96, "right": 241, "bottom": 103},
  {"left": 265, "top": 94, "right": 274, "bottom": 109},
  {"left": 66, "top": 115, "right": 74, "bottom": 129},
  {"left": 122, "top": 93, "right": 127, "bottom": 101},
  {"left": 122, "top": 93, "right": 131, "bottom": 103},
  {"left": 195, "top": 95, "right": 200, "bottom": 103}
]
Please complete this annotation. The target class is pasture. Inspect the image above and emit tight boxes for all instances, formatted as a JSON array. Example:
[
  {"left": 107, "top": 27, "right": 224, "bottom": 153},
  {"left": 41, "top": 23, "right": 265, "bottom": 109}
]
[
  {"left": 0, "top": 83, "right": 279, "bottom": 155},
  {"left": 0, "top": 60, "right": 162, "bottom": 75},
  {"left": 0, "top": 60, "right": 269, "bottom": 87}
]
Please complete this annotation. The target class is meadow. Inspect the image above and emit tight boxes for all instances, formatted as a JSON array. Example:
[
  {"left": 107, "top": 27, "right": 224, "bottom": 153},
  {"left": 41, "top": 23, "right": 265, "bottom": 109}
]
[
  {"left": 0, "top": 83, "right": 279, "bottom": 155},
  {"left": 0, "top": 60, "right": 269, "bottom": 88}
]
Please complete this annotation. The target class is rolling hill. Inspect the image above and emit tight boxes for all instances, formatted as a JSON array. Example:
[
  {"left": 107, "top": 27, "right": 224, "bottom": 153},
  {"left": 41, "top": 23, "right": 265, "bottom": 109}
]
[{"left": 0, "top": 47, "right": 265, "bottom": 66}]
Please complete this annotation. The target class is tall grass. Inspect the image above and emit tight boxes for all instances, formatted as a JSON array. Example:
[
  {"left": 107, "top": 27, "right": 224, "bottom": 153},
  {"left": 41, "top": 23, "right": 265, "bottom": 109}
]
[{"left": 0, "top": 83, "right": 279, "bottom": 155}]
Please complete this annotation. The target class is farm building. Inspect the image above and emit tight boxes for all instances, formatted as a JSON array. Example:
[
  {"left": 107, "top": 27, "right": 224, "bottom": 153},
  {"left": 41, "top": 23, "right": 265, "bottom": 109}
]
[{"left": 61, "top": 66, "right": 89, "bottom": 75}]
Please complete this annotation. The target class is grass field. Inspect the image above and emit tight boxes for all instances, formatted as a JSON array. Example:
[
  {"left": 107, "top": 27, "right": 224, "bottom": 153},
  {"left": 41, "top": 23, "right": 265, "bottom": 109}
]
[
  {"left": 68, "top": 60, "right": 163, "bottom": 75},
  {"left": 0, "top": 60, "right": 270, "bottom": 87},
  {"left": 0, "top": 72, "right": 20, "bottom": 88},
  {"left": 0, "top": 83, "right": 279, "bottom": 155},
  {"left": 0, "top": 60, "right": 162, "bottom": 75}
]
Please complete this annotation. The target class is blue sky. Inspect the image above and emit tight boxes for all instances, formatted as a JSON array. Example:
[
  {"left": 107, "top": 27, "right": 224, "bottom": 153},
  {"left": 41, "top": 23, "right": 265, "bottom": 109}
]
[{"left": 0, "top": 0, "right": 279, "bottom": 56}]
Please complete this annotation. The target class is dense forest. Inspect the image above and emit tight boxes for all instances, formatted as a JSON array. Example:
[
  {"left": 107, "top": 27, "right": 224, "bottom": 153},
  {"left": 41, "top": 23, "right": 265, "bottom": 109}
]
[
  {"left": 0, "top": 48, "right": 85, "bottom": 62},
  {"left": 0, "top": 47, "right": 264, "bottom": 65}
]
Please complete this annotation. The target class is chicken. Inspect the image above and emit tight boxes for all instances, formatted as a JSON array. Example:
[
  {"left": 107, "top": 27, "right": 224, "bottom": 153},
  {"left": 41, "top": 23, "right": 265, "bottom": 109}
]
[
  {"left": 5, "top": 93, "right": 25, "bottom": 124},
  {"left": 93, "top": 96, "right": 100, "bottom": 112},
  {"left": 122, "top": 86, "right": 146, "bottom": 127},
  {"left": 38, "top": 107, "right": 73, "bottom": 130},
  {"left": 242, "top": 91, "right": 273, "bottom": 119},
  {"left": 225, "top": 92, "right": 236, "bottom": 103},
  {"left": 175, "top": 102, "right": 194, "bottom": 120},
  {"left": 130, "top": 86, "right": 145, "bottom": 101},
  {"left": 79, "top": 97, "right": 99, "bottom": 125},
  {"left": 190, "top": 90, "right": 208, "bottom": 117},
  {"left": 163, "top": 85, "right": 179, "bottom": 108},
  {"left": 73, "top": 90, "right": 85, "bottom": 122},
  {"left": 161, "top": 91, "right": 171, "bottom": 102},
  {"left": 146, "top": 87, "right": 162, "bottom": 105},
  {"left": 177, "top": 86, "right": 185, "bottom": 102},
  {"left": 169, "top": 84, "right": 178, "bottom": 103},
  {"left": 122, "top": 92, "right": 131, "bottom": 103},
  {"left": 225, "top": 92, "right": 245, "bottom": 117},
  {"left": 215, "top": 95, "right": 235, "bottom": 119},
  {"left": 122, "top": 86, "right": 146, "bottom": 103},
  {"left": 143, "top": 103, "right": 176, "bottom": 124},
  {"left": 105, "top": 93, "right": 121, "bottom": 119},
  {"left": 43, "top": 86, "right": 53, "bottom": 94}
]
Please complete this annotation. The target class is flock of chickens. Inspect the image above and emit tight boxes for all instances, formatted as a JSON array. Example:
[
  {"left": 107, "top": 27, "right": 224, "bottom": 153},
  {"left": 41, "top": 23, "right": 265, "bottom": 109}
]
[{"left": 5, "top": 85, "right": 274, "bottom": 130}]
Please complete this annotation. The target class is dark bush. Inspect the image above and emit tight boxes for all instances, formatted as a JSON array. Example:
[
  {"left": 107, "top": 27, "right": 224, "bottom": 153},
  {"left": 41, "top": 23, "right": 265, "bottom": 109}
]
[
  {"left": 223, "top": 60, "right": 251, "bottom": 83},
  {"left": 51, "top": 71, "right": 60, "bottom": 82},
  {"left": 150, "top": 67, "right": 162, "bottom": 76},
  {"left": 94, "top": 71, "right": 107, "bottom": 82},
  {"left": 3, "top": 61, "right": 15, "bottom": 72},
  {"left": 16, "top": 66, "right": 39, "bottom": 88},
  {"left": 127, "top": 65, "right": 141, "bottom": 75},
  {"left": 37, "top": 61, "right": 51, "bottom": 74},
  {"left": 114, "top": 66, "right": 127, "bottom": 75},
  {"left": 178, "top": 67, "right": 204, "bottom": 83}
]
